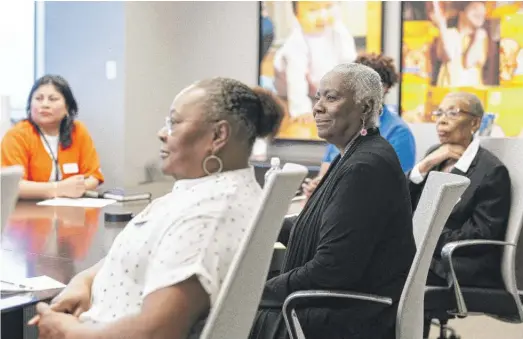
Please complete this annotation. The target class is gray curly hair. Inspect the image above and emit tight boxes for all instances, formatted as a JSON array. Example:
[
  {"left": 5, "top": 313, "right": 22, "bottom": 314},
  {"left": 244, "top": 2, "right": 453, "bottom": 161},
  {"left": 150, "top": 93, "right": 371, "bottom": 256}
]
[
  {"left": 443, "top": 92, "right": 485, "bottom": 119},
  {"left": 330, "top": 63, "right": 384, "bottom": 128}
]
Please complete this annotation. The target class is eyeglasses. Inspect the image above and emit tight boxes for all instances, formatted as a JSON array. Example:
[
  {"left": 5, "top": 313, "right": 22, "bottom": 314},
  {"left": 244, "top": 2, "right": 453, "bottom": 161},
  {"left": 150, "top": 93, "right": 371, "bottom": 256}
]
[
  {"left": 431, "top": 108, "right": 476, "bottom": 120},
  {"left": 164, "top": 117, "right": 175, "bottom": 135},
  {"left": 164, "top": 117, "right": 220, "bottom": 136}
]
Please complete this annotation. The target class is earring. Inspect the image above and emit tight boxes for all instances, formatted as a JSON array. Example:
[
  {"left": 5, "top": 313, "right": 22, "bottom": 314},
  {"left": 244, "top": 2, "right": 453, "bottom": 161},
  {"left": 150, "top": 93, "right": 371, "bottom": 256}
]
[
  {"left": 360, "top": 118, "right": 368, "bottom": 136},
  {"left": 202, "top": 154, "right": 223, "bottom": 175}
]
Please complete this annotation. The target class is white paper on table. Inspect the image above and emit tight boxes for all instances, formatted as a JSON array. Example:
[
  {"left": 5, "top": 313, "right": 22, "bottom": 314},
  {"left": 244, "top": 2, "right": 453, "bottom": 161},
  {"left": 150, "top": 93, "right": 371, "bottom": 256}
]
[
  {"left": 1, "top": 275, "right": 66, "bottom": 293},
  {"left": 37, "top": 198, "right": 116, "bottom": 208},
  {"left": 0, "top": 294, "right": 34, "bottom": 310}
]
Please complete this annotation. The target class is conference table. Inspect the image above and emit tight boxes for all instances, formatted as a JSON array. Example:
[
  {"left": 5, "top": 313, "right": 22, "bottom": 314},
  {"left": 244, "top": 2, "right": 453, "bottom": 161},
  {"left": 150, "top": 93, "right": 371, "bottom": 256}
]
[{"left": 1, "top": 182, "right": 302, "bottom": 339}]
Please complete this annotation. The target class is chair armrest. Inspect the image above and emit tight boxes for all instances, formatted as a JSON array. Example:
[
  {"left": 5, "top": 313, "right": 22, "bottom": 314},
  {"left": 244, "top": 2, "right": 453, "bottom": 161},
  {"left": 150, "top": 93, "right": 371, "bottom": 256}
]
[
  {"left": 441, "top": 240, "right": 516, "bottom": 317},
  {"left": 282, "top": 290, "right": 392, "bottom": 339}
]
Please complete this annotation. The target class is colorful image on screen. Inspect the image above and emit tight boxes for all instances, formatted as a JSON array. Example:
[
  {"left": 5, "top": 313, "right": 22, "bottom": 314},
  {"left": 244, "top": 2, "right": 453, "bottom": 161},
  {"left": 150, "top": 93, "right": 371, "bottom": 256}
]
[
  {"left": 259, "top": 1, "right": 383, "bottom": 141},
  {"left": 400, "top": 1, "right": 523, "bottom": 137}
]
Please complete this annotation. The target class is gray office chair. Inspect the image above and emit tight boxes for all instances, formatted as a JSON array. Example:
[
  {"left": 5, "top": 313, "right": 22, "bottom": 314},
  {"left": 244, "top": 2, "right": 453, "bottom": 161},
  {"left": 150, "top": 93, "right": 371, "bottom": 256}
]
[
  {"left": 1, "top": 165, "right": 23, "bottom": 233},
  {"left": 425, "top": 137, "right": 523, "bottom": 339},
  {"left": 198, "top": 163, "right": 308, "bottom": 339},
  {"left": 283, "top": 172, "right": 470, "bottom": 339}
]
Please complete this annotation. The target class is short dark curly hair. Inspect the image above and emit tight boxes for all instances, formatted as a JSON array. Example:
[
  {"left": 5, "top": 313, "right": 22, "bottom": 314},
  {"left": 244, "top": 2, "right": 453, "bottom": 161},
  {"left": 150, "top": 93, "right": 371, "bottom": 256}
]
[
  {"left": 355, "top": 53, "right": 399, "bottom": 90},
  {"left": 196, "top": 77, "right": 284, "bottom": 147}
]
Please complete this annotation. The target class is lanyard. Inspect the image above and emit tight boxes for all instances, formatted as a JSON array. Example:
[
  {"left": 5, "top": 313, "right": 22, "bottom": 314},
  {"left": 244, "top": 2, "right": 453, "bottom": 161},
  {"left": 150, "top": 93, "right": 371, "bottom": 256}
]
[{"left": 36, "top": 127, "right": 60, "bottom": 182}]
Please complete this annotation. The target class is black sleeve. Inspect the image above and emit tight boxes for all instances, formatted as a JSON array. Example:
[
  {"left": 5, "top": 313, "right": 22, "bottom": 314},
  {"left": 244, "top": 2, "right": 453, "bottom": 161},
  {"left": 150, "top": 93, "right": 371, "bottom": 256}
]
[
  {"left": 435, "top": 165, "right": 511, "bottom": 255},
  {"left": 263, "top": 164, "right": 386, "bottom": 302},
  {"left": 277, "top": 214, "right": 298, "bottom": 246}
]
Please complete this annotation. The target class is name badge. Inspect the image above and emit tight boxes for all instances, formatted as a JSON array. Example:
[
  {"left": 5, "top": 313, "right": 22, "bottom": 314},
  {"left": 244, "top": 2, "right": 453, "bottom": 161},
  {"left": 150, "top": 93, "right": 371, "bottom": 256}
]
[{"left": 63, "top": 163, "right": 79, "bottom": 174}]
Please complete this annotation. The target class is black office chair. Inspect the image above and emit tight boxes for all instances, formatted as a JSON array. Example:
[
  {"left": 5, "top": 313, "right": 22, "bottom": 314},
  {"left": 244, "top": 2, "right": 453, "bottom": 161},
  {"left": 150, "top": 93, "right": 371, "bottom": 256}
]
[{"left": 424, "top": 138, "right": 523, "bottom": 339}]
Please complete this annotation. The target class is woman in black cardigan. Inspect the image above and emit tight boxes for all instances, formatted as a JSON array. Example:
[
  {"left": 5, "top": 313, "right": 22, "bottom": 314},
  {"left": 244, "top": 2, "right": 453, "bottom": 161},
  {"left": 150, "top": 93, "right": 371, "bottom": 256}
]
[{"left": 249, "top": 63, "right": 416, "bottom": 339}]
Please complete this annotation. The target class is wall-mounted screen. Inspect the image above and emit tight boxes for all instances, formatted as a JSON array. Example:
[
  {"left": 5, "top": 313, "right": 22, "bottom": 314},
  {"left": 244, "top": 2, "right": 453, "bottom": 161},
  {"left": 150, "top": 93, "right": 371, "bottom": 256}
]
[
  {"left": 400, "top": 1, "right": 523, "bottom": 137},
  {"left": 259, "top": 1, "right": 383, "bottom": 141}
]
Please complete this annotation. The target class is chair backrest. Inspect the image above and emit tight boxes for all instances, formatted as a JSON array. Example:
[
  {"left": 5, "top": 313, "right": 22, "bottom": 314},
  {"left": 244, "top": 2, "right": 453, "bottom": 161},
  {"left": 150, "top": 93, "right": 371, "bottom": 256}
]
[
  {"left": 397, "top": 172, "right": 470, "bottom": 339},
  {"left": 479, "top": 138, "right": 523, "bottom": 292},
  {"left": 199, "top": 163, "right": 308, "bottom": 339},
  {"left": 1, "top": 165, "right": 23, "bottom": 233}
]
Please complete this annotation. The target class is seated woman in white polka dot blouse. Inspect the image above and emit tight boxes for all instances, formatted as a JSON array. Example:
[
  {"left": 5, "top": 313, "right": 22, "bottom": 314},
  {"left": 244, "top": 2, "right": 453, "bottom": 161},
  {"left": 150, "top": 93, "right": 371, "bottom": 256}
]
[{"left": 30, "top": 78, "right": 285, "bottom": 339}]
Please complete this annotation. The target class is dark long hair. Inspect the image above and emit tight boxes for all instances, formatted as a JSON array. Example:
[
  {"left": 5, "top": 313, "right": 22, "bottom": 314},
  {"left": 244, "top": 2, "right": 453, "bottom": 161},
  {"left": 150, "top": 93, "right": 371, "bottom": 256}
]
[{"left": 26, "top": 75, "right": 78, "bottom": 149}]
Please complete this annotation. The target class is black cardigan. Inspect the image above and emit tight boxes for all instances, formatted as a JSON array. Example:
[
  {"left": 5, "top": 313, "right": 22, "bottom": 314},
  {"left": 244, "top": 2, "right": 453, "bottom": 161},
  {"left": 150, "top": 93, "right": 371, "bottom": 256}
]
[
  {"left": 251, "top": 129, "right": 416, "bottom": 339},
  {"left": 409, "top": 145, "right": 511, "bottom": 287}
]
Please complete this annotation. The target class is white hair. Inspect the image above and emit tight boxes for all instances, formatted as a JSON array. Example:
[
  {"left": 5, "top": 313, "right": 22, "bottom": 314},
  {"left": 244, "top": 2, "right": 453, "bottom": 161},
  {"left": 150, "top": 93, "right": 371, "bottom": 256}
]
[
  {"left": 444, "top": 92, "right": 485, "bottom": 119},
  {"left": 330, "top": 63, "right": 384, "bottom": 128}
]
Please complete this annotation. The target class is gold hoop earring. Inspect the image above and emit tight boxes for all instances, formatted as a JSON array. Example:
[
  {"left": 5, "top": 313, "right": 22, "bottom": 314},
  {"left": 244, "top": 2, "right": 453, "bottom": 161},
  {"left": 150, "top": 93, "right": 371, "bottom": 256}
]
[{"left": 202, "top": 155, "right": 223, "bottom": 175}]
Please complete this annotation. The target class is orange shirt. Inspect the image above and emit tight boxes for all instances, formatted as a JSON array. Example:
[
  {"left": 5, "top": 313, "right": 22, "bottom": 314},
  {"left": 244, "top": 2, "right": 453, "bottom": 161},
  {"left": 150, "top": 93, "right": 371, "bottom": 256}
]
[{"left": 1, "top": 120, "right": 104, "bottom": 183}]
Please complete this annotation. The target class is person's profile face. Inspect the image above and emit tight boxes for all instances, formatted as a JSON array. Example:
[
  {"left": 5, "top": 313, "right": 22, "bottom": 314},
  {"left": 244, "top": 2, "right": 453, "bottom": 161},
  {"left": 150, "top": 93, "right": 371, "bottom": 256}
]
[
  {"left": 157, "top": 86, "right": 216, "bottom": 180},
  {"left": 313, "top": 72, "right": 361, "bottom": 144},
  {"left": 435, "top": 95, "right": 481, "bottom": 145},
  {"left": 296, "top": 1, "right": 335, "bottom": 34},
  {"left": 30, "top": 84, "right": 68, "bottom": 127}
]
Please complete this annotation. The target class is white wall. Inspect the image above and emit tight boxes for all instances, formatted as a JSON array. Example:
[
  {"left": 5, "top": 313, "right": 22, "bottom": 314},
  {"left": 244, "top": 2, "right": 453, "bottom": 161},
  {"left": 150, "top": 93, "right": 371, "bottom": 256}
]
[
  {"left": 0, "top": 0, "right": 35, "bottom": 115},
  {"left": 44, "top": 1, "right": 127, "bottom": 187},
  {"left": 123, "top": 1, "right": 259, "bottom": 185},
  {"left": 0, "top": 96, "right": 11, "bottom": 140}
]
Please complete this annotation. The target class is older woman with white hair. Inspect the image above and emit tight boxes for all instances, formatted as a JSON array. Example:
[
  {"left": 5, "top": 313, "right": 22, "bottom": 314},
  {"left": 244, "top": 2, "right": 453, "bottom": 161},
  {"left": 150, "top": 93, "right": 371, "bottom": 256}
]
[
  {"left": 410, "top": 92, "right": 511, "bottom": 339},
  {"left": 250, "top": 63, "right": 416, "bottom": 339}
]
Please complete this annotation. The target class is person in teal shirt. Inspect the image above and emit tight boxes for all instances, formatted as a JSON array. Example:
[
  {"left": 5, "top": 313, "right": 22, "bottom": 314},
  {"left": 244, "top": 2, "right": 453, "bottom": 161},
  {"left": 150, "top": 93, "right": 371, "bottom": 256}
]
[{"left": 303, "top": 53, "right": 416, "bottom": 196}]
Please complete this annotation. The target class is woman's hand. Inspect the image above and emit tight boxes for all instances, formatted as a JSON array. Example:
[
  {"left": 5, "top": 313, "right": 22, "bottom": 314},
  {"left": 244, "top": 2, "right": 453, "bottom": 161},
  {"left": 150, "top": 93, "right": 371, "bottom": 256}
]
[
  {"left": 50, "top": 277, "right": 92, "bottom": 316},
  {"left": 30, "top": 303, "right": 82, "bottom": 339},
  {"left": 418, "top": 144, "right": 466, "bottom": 174},
  {"left": 29, "top": 277, "right": 92, "bottom": 326},
  {"left": 57, "top": 175, "right": 86, "bottom": 198},
  {"left": 302, "top": 176, "right": 322, "bottom": 198}
]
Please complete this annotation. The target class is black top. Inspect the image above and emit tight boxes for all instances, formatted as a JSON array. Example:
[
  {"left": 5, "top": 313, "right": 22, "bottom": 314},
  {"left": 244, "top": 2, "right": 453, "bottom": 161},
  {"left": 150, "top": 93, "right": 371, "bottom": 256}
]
[
  {"left": 409, "top": 145, "right": 511, "bottom": 287},
  {"left": 258, "top": 129, "right": 416, "bottom": 339}
]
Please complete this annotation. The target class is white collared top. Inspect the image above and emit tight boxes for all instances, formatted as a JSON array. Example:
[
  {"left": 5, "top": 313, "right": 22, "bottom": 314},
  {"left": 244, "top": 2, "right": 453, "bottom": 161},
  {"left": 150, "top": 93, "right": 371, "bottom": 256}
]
[
  {"left": 410, "top": 138, "right": 480, "bottom": 184},
  {"left": 40, "top": 134, "right": 61, "bottom": 181},
  {"left": 79, "top": 167, "right": 261, "bottom": 324}
]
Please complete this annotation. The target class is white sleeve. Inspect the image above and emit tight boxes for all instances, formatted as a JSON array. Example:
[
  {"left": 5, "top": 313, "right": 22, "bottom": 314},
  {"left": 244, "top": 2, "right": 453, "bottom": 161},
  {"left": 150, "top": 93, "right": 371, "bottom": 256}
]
[
  {"left": 281, "top": 34, "right": 313, "bottom": 118},
  {"left": 409, "top": 163, "right": 427, "bottom": 184},
  {"left": 286, "top": 58, "right": 313, "bottom": 118},
  {"left": 142, "top": 213, "right": 222, "bottom": 304}
]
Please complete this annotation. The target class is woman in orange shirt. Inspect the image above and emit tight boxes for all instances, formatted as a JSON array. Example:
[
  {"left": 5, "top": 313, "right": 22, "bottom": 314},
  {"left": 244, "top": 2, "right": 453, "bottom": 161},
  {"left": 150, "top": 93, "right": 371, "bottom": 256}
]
[{"left": 1, "top": 75, "right": 104, "bottom": 199}]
